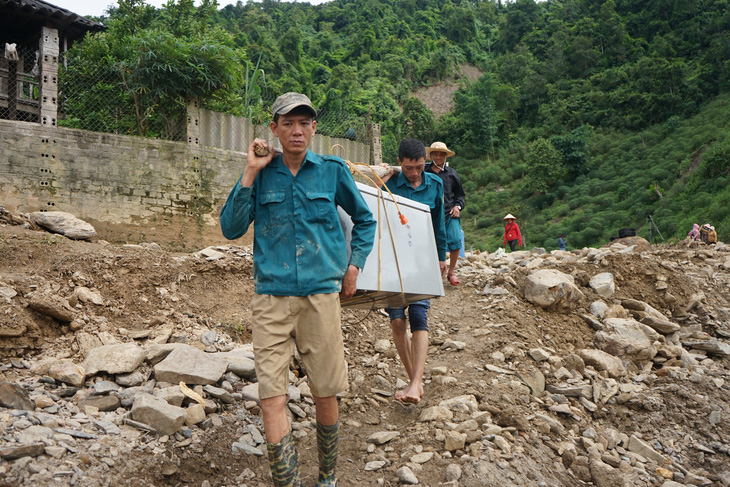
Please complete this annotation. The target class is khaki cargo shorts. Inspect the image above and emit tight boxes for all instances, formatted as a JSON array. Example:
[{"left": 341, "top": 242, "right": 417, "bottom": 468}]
[{"left": 252, "top": 293, "right": 348, "bottom": 400}]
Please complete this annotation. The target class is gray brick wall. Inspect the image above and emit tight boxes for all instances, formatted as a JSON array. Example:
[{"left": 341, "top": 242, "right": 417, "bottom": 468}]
[{"left": 0, "top": 119, "right": 244, "bottom": 224}]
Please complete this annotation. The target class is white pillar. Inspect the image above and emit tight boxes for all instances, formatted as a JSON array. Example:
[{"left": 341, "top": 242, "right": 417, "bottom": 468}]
[
  {"left": 187, "top": 98, "right": 201, "bottom": 148},
  {"left": 39, "top": 27, "right": 59, "bottom": 127}
]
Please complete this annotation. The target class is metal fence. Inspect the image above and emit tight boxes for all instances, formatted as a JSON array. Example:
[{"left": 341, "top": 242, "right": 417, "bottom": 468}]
[
  {"left": 196, "top": 102, "right": 372, "bottom": 164},
  {"left": 53, "top": 56, "right": 373, "bottom": 162},
  {"left": 57, "top": 56, "right": 188, "bottom": 140},
  {"left": 1, "top": 44, "right": 41, "bottom": 123}
]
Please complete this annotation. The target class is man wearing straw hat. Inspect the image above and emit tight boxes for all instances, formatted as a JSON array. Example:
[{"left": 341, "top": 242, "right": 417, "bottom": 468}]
[
  {"left": 425, "top": 141, "right": 466, "bottom": 286},
  {"left": 220, "top": 92, "right": 376, "bottom": 486}
]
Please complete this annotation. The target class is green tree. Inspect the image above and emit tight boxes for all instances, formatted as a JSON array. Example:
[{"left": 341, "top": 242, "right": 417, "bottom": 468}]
[
  {"left": 279, "top": 26, "right": 304, "bottom": 66},
  {"left": 60, "top": 1, "right": 246, "bottom": 138},
  {"left": 452, "top": 75, "right": 499, "bottom": 155},
  {"left": 526, "top": 138, "right": 566, "bottom": 193},
  {"left": 397, "top": 97, "right": 435, "bottom": 142},
  {"left": 550, "top": 125, "right": 593, "bottom": 178}
]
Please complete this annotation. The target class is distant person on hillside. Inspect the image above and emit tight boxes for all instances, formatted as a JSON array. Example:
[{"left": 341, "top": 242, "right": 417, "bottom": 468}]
[
  {"left": 558, "top": 233, "right": 567, "bottom": 251},
  {"left": 503, "top": 214, "right": 522, "bottom": 252},
  {"left": 700, "top": 223, "right": 711, "bottom": 244},
  {"left": 425, "top": 141, "right": 465, "bottom": 286},
  {"left": 688, "top": 223, "right": 701, "bottom": 241},
  {"left": 709, "top": 225, "right": 718, "bottom": 244},
  {"left": 219, "top": 92, "right": 376, "bottom": 487}
]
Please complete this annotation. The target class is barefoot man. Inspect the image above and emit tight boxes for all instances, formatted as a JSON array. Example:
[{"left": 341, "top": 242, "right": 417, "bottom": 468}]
[{"left": 380, "top": 138, "right": 447, "bottom": 403}]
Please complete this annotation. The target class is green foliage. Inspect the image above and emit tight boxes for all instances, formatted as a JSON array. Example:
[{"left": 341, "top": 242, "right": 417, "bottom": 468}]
[
  {"left": 452, "top": 76, "right": 499, "bottom": 155},
  {"left": 60, "top": 0, "right": 247, "bottom": 137},
  {"left": 397, "top": 97, "right": 435, "bottom": 142},
  {"left": 525, "top": 138, "right": 566, "bottom": 193},
  {"left": 60, "top": 0, "right": 730, "bottom": 250},
  {"left": 700, "top": 135, "right": 730, "bottom": 179},
  {"left": 240, "top": 52, "right": 268, "bottom": 124},
  {"left": 550, "top": 125, "right": 593, "bottom": 178}
]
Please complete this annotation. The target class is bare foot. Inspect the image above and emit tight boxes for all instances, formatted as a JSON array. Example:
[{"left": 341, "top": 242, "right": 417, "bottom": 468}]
[{"left": 395, "top": 383, "right": 423, "bottom": 404}]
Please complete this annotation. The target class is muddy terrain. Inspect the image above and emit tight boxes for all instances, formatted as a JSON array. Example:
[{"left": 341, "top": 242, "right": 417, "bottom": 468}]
[{"left": 1, "top": 214, "right": 729, "bottom": 487}]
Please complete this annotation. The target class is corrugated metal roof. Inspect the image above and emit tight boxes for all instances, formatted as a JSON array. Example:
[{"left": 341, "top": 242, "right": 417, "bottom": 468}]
[{"left": 0, "top": 0, "right": 106, "bottom": 44}]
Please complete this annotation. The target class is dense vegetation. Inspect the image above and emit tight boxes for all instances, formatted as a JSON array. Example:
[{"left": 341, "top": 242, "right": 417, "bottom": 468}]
[{"left": 76, "top": 0, "right": 729, "bottom": 250}]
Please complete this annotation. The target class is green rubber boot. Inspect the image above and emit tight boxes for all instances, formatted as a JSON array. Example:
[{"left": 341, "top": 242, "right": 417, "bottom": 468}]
[
  {"left": 266, "top": 431, "right": 302, "bottom": 487},
  {"left": 316, "top": 421, "right": 339, "bottom": 486}
]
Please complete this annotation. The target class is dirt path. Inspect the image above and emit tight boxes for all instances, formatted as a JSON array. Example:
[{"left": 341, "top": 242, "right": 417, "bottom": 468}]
[{"left": 1, "top": 223, "right": 729, "bottom": 486}]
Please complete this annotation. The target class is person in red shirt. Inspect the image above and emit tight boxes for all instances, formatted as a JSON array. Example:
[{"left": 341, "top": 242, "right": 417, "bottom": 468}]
[{"left": 503, "top": 214, "right": 522, "bottom": 251}]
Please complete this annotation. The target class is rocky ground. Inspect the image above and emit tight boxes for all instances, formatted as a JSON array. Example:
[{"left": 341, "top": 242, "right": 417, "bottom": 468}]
[{"left": 1, "top": 208, "right": 730, "bottom": 487}]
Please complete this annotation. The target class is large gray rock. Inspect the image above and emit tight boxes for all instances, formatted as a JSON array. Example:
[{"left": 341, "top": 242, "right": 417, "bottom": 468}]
[
  {"left": 78, "top": 395, "right": 121, "bottom": 412},
  {"left": 0, "top": 382, "right": 34, "bottom": 410},
  {"left": 30, "top": 211, "right": 97, "bottom": 240},
  {"left": 240, "top": 383, "right": 260, "bottom": 402},
  {"left": 589, "top": 301, "right": 609, "bottom": 319},
  {"left": 0, "top": 282, "right": 17, "bottom": 301},
  {"left": 589, "top": 457, "right": 632, "bottom": 487},
  {"left": 74, "top": 287, "right": 104, "bottom": 306},
  {"left": 594, "top": 318, "right": 658, "bottom": 365},
  {"left": 589, "top": 273, "right": 615, "bottom": 298},
  {"left": 155, "top": 386, "right": 185, "bottom": 407},
  {"left": 396, "top": 466, "right": 419, "bottom": 485},
  {"left": 444, "top": 431, "right": 466, "bottom": 451},
  {"left": 418, "top": 406, "right": 453, "bottom": 422},
  {"left": 524, "top": 269, "right": 584, "bottom": 311},
  {"left": 215, "top": 348, "right": 256, "bottom": 379},
  {"left": 144, "top": 343, "right": 186, "bottom": 365},
  {"left": 578, "top": 349, "right": 627, "bottom": 378},
  {"left": 681, "top": 339, "right": 730, "bottom": 357},
  {"left": 438, "top": 395, "right": 479, "bottom": 413},
  {"left": 118, "top": 382, "right": 156, "bottom": 408},
  {"left": 132, "top": 393, "right": 186, "bottom": 436},
  {"left": 82, "top": 343, "right": 147, "bottom": 376},
  {"left": 154, "top": 345, "right": 228, "bottom": 385},
  {"left": 28, "top": 294, "right": 74, "bottom": 323},
  {"left": 367, "top": 431, "right": 400, "bottom": 445},
  {"left": 627, "top": 435, "right": 668, "bottom": 465},
  {"left": 621, "top": 299, "right": 680, "bottom": 334},
  {"left": 0, "top": 443, "right": 45, "bottom": 460},
  {"left": 48, "top": 361, "right": 86, "bottom": 387}
]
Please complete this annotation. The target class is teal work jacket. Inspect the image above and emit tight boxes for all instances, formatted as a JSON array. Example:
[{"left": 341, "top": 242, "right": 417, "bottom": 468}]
[{"left": 220, "top": 150, "right": 376, "bottom": 296}]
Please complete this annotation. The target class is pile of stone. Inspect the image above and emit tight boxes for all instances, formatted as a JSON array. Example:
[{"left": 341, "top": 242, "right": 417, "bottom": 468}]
[
  {"left": 2, "top": 237, "right": 729, "bottom": 486},
  {"left": 419, "top": 241, "right": 729, "bottom": 486},
  {"left": 0, "top": 337, "right": 282, "bottom": 485}
]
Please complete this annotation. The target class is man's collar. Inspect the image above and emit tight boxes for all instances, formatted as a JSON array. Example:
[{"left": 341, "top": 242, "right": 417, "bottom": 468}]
[
  {"left": 431, "top": 161, "right": 446, "bottom": 171},
  {"left": 427, "top": 162, "right": 446, "bottom": 172},
  {"left": 273, "top": 150, "right": 317, "bottom": 174},
  {"left": 397, "top": 171, "right": 423, "bottom": 189}
]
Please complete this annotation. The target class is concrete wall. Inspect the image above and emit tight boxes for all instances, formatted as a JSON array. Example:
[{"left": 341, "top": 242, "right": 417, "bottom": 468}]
[{"left": 0, "top": 119, "right": 244, "bottom": 225}]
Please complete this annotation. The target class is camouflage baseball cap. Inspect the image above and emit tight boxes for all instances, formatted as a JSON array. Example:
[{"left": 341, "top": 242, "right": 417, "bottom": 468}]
[{"left": 271, "top": 92, "right": 317, "bottom": 118}]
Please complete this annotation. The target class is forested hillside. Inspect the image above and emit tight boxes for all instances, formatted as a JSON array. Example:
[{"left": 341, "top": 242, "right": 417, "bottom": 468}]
[{"left": 82, "top": 0, "right": 730, "bottom": 250}]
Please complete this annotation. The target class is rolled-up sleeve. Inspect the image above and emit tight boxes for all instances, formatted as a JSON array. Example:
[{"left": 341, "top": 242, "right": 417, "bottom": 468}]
[{"left": 219, "top": 176, "right": 255, "bottom": 240}]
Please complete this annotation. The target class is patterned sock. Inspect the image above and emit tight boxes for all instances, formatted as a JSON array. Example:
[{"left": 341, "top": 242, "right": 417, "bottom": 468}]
[
  {"left": 316, "top": 421, "right": 339, "bottom": 486},
  {"left": 266, "top": 431, "right": 302, "bottom": 487}
]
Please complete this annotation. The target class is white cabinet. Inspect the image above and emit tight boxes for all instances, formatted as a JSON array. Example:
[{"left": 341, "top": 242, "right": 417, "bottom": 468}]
[{"left": 339, "top": 182, "right": 444, "bottom": 309}]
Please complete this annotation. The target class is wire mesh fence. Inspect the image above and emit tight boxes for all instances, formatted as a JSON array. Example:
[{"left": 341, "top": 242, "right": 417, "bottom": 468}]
[
  {"left": 315, "top": 107, "right": 371, "bottom": 146},
  {"left": 1, "top": 44, "right": 41, "bottom": 123},
  {"left": 54, "top": 55, "right": 372, "bottom": 152},
  {"left": 57, "top": 56, "right": 188, "bottom": 140},
  {"left": 2, "top": 45, "right": 375, "bottom": 164}
]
